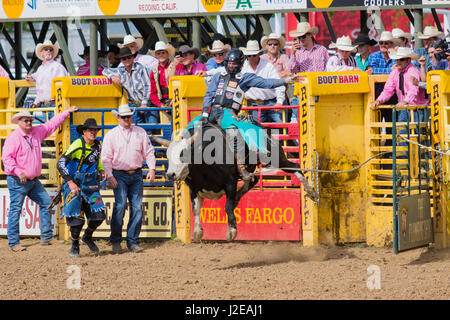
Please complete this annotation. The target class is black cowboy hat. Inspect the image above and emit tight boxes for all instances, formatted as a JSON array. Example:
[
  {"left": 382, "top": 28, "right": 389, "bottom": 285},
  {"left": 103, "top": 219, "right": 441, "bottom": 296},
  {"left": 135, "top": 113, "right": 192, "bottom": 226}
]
[
  {"left": 108, "top": 44, "right": 120, "bottom": 54},
  {"left": 352, "top": 33, "right": 377, "bottom": 46},
  {"left": 76, "top": 118, "right": 101, "bottom": 135},
  {"left": 119, "top": 46, "right": 135, "bottom": 59},
  {"left": 79, "top": 46, "right": 107, "bottom": 59}
]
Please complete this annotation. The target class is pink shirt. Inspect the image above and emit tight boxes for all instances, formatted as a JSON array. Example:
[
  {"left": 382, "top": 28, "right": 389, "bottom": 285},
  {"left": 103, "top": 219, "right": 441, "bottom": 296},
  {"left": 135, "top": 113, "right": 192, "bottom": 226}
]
[
  {"left": 77, "top": 62, "right": 104, "bottom": 76},
  {"left": 0, "top": 65, "right": 10, "bottom": 79},
  {"left": 175, "top": 61, "right": 207, "bottom": 76},
  {"left": 30, "top": 59, "right": 69, "bottom": 104},
  {"left": 101, "top": 124, "right": 156, "bottom": 177},
  {"left": 288, "top": 44, "right": 329, "bottom": 73},
  {"left": 377, "top": 63, "right": 428, "bottom": 106},
  {"left": 2, "top": 111, "right": 70, "bottom": 179},
  {"left": 260, "top": 53, "right": 290, "bottom": 74}
]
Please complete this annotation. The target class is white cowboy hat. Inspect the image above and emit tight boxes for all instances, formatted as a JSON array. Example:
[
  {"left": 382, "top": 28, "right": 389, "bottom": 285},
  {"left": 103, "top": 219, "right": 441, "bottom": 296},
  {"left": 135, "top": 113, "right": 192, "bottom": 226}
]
[
  {"left": 112, "top": 104, "right": 135, "bottom": 117},
  {"left": 35, "top": 40, "right": 59, "bottom": 61},
  {"left": 240, "top": 40, "right": 262, "bottom": 56},
  {"left": 329, "top": 35, "right": 357, "bottom": 52},
  {"left": 12, "top": 109, "right": 35, "bottom": 124},
  {"left": 118, "top": 35, "right": 144, "bottom": 51},
  {"left": 378, "top": 31, "right": 396, "bottom": 43},
  {"left": 388, "top": 47, "right": 419, "bottom": 60},
  {"left": 289, "top": 22, "right": 319, "bottom": 38},
  {"left": 391, "top": 28, "right": 413, "bottom": 42},
  {"left": 260, "top": 33, "right": 286, "bottom": 50},
  {"left": 207, "top": 40, "right": 232, "bottom": 54},
  {"left": 149, "top": 41, "right": 176, "bottom": 57},
  {"left": 417, "top": 26, "right": 444, "bottom": 39}
]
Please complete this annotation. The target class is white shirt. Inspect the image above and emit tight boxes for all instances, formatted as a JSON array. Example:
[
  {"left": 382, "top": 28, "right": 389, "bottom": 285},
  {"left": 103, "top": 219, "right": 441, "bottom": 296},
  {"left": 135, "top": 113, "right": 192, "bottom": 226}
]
[
  {"left": 241, "top": 58, "right": 285, "bottom": 104},
  {"left": 31, "top": 60, "right": 69, "bottom": 104}
]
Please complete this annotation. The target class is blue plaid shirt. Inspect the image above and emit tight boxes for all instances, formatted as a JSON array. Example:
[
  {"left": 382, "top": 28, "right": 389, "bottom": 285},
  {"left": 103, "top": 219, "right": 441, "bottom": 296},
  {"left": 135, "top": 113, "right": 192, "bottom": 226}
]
[
  {"left": 102, "top": 62, "right": 151, "bottom": 105},
  {"left": 368, "top": 51, "right": 396, "bottom": 75}
]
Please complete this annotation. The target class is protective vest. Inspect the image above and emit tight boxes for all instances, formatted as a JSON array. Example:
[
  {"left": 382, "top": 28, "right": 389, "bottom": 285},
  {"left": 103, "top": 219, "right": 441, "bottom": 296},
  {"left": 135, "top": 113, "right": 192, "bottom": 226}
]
[{"left": 213, "top": 72, "right": 245, "bottom": 112}]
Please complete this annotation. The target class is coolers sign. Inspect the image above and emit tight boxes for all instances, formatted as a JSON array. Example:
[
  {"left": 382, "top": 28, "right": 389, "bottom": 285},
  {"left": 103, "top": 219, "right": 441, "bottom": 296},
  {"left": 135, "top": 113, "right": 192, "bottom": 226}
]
[
  {"left": 193, "top": 190, "right": 302, "bottom": 241},
  {"left": 0, "top": 189, "right": 58, "bottom": 236},
  {"left": 307, "top": 0, "right": 422, "bottom": 7}
]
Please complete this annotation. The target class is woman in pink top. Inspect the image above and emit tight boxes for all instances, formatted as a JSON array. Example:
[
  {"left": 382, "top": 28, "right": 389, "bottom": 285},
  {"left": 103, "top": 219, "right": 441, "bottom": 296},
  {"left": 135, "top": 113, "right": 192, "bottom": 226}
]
[{"left": 171, "top": 45, "right": 207, "bottom": 77}]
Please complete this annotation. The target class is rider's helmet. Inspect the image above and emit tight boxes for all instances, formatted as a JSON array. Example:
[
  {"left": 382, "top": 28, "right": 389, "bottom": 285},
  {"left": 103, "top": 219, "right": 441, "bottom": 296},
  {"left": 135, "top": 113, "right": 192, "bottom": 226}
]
[{"left": 224, "top": 49, "right": 245, "bottom": 75}]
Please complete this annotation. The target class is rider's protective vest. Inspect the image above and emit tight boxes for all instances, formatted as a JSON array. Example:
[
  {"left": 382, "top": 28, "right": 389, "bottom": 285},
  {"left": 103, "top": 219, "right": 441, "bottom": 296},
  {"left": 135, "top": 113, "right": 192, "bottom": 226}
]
[{"left": 212, "top": 71, "right": 245, "bottom": 112}]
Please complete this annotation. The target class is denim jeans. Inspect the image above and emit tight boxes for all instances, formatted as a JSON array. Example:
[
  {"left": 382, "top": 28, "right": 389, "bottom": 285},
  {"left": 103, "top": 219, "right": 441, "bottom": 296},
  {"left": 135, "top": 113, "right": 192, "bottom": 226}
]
[
  {"left": 397, "top": 109, "right": 425, "bottom": 147},
  {"left": 290, "top": 96, "right": 299, "bottom": 123},
  {"left": 249, "top": 100, "right": 282, "bottom": 123},
  {"left": 131, "top": 102, "right": 160, "bottom": 134},
  {"left": 110, "top": 169, "right": 144, "bottom": 248},
  {"left": 6, "top": 176, "right": 53, "bottom": 248}
]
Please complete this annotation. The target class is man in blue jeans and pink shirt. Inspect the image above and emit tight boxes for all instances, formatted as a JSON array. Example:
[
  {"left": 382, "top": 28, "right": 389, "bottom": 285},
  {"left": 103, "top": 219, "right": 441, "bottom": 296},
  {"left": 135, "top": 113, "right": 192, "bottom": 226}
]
[{"left": 2, "top": 106, "right": 78, "bottom": 251}]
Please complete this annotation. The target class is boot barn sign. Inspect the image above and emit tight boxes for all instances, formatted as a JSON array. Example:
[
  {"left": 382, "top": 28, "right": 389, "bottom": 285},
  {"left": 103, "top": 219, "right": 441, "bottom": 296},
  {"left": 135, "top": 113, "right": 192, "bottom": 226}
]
[{"left": 0, "top": 190, "right": 58, "bottom": 236}]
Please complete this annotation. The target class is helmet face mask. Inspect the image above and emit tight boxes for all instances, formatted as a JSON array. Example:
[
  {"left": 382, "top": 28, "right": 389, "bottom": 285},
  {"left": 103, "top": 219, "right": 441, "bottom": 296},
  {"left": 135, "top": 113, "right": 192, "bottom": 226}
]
[{"left": 225, "top": 49, "right": 244, "bottom": 75}]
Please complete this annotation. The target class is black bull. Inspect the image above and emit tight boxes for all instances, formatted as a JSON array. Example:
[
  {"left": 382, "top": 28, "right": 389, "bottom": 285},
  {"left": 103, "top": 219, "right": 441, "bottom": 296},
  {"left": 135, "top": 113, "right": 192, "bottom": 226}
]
[{"left": 152, "top": 123, "right": 317, "bottom": 241}]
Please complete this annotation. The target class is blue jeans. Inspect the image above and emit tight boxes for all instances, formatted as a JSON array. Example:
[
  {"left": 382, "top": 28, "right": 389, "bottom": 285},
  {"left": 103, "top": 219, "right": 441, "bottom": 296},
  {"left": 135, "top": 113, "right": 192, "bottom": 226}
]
[
  {"left": 131, "top": 102, "right": 160, "bottom": 131},
  {"left": 110, "top": 170, "right": 144, "bottom": 248},
  {"left": 249, "top": 100, "right": 283, "bottom": 123},
  {"left": 290, "top": 96, "right": 299, "bottom": 122},
  {"left": 6, "top": 176, "right": 53, "bottom": 248},
  {"left": 397, "top": 109, "right": 425, "bottom": 147}
]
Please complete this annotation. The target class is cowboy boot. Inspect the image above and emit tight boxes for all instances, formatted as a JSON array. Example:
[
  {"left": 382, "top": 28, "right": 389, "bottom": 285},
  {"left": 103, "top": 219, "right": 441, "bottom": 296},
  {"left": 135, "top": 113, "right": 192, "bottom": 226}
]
[{"left": 70, "top": 238, "right": 80, "bottom": 258}]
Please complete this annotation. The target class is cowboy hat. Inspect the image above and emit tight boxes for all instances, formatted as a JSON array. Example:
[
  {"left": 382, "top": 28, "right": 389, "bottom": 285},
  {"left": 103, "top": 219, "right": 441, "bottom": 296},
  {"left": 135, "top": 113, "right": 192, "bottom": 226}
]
[
  {"left": 12, "top": 109, "right": 35, "bottom": 124},
  {"left": 391, "top": 28, "right": 413, "bottom": 43},
  {"left": 76, "top": 118, "right": 101, "bottom": 135},
  {"left": 329, "top": 35, "right": 358, "bottom": 52},
  {"left": 178, "top": 45, "right": 201, "bottom": 59},
  {"left": 207, "top": 33, "right": 233, "bottom": 49},
  {"left": 119, "top": 47, "right": 135, "bottom": 59},
  {"left": 388, "top": 47, "right": 419, "bottom": 60},
  {"left": 149, "top": 41, "right": 176, "bottom": 57},
  {"left": 35, "top": 40, "right": 59, "bottom": 61},
  {"left": 352, "top": 33, "right": 377, "bottom": 46},
  {"left": 417, "top": 26, "right": 444, "bottom": 39},
  {"left": 207, "top": 40, "right": 232, "bottom": 54},
  {"left": 261, "top": 33, "right": 286, "bottom": 50},
  {"left": 112, "top": 104, "right": 135, "bottom": 117},
  {"left": 118, "top": 35, "right": 144, "bottom": 51},
  {"left": 378, "top": 31, "right": 396, "bottom": 43},
  {"left": 289, "top": 22, "right": 319, "bottom": 38},
  {"left": 78, "top": 46, "right": 107, "bottom": 59},
  {"left": 240, "top": 40, "right": 262, "bottom": 56}
]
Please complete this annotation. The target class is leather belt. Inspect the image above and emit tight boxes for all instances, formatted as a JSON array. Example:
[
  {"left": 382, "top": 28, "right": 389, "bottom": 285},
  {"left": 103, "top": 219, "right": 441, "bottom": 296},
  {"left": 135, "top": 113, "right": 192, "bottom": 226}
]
[
  {"left": 129, "top": 99, "right": 142, "bottom": 106},
  {"left": 247, "top": 98, "right": 277, "bottom": 105},
  {"left": 116, "top": 168, "right": 141, "bottom": 175}
]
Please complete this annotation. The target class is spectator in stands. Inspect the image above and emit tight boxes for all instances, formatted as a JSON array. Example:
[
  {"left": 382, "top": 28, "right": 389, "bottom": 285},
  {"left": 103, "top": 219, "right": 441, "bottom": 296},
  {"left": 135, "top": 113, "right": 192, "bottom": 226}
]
[
  {"left": 260, "top": 33, "right": 290, "bottom": 78},
  {"left": 413, "top": 26, "right": 444, "bottom": 70},
  {"left": 101, "top": 104, "right": 156, "bottom": 254},
  {"left": 368, "top": 31, "right": 397, "bottom": 75},
  {"left": 288, "top": 22, "right": 329, "bottom": 73},
  {"left": 0, "top": 63, "right": 10, "bottom": 79},
  {"left": 206, "top": 33, "right": 233, "bottom": 54},
  {"left": 77, "top": 46, "right": 105, "bottom": 76},
  {"left": 241, "top": 40, "right": 285, "bottom": 123},
  {"left": 326, "top": 36, "right": 359, "bottom": 71},
  {"left": 353, "top": 33, "right": 377, "bottom": 73},
  {"left": 149, "top": 41, "right": 176, "bottom": 123},
  {"left": 2, "top": 106, "right": 78, "bottom": 252},
  {"left": 118, "top": 35, "right": 158, "bottom": 72},
  {"left": 370, "top": 47, "right": 427, "bottom": 124},
  {"left": 418, "top": 39, "right": 450, "bottom": 82},
  {"left": 103, "top": 47, "right": 152, "bottom": 127},
  {"left": 107, "top": 44, "right": 120, "bottom": 68},
  {"left": 171, "top": 45, "right": 207, "bottom": 77},
  {"left": 392, "top": 28, "right": 412, "bottom": 48},
  {"left": 25, "top": 40, "right": 69, "bottom": 108},
  {"left": 206, "top": 40, "right": 231, "bottom": 71}
]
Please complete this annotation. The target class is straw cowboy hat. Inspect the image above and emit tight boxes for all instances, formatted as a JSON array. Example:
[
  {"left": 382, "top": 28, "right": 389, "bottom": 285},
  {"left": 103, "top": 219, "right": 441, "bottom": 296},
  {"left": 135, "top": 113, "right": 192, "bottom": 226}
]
[
  {"left": 149, "top": 41, "right": 176, "bottom": 57},
  {"left": 207, "top": 40, "right": 232, "bottom": 54},
  {"left": 118, "top": 35, "right": 144, "bottom": 50},
  {"left": 289, "top": 22, "right": 319, "bottom": 38},
  {"left": 112, "top": 104, "right": 135, "bottom": 117},
  {"left": 260, "top": 33, "right": 286, "bottom": 50},
  {"left": 417, "top": 26, "right": 444, "bottom": 39},
  {"left": 12, "top": 109, "right": 35, "bottom": 124},
  {"left": 35, "top": 40, "right": 59, "bottom": 60},
  {"left": 391, "top": 28, "right": 413, "bottom": 42},
  {"left": 388, "top": 47, "right": 419, "bottom": 60},
  {"left": 378, "top": 31, "right": 396, "bottom": 43},
  {"left": 178, "top": 45, "right": 201, "bottom": 59},
  {"left": 240, "top": 40, "right": 262, "bottom": 55},
  {"left": 329, "top": 36, "right": 358, "bottom": 52},
  {"left": 76, "top": 118, "right": 101, "bottom": 135}
]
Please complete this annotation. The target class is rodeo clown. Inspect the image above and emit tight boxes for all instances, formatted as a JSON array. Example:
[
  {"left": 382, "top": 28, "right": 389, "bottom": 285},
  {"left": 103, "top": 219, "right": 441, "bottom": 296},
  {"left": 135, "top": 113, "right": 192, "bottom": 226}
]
[
  {"left": 57, "top": 118, "right": 107, "bottom": 258},
  {"left": 190, "top": 49, "right": 302, "bottom": 181}
]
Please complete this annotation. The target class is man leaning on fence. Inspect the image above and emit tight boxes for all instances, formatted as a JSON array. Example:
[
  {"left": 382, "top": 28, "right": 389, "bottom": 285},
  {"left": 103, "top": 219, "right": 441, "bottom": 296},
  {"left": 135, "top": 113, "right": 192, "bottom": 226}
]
[{"left": 2, "top": 106, "right": 78, "bottom": 252}]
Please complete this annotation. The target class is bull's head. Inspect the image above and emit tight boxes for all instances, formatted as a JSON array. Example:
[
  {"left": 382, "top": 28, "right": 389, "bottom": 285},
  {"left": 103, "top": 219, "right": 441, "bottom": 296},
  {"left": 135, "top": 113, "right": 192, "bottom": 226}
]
[{"left": 152, "top": 131, "right": 200, "bottom": 181}]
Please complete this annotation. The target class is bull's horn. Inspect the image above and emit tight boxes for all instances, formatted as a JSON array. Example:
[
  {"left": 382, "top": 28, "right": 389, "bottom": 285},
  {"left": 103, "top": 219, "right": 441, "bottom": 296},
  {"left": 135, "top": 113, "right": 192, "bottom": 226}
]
[
  {"left": 151, "top": 135, "right": 171, "bottom": 147},
  {"left": 186, "top": 129, "right": 200, "bottom": 146}
]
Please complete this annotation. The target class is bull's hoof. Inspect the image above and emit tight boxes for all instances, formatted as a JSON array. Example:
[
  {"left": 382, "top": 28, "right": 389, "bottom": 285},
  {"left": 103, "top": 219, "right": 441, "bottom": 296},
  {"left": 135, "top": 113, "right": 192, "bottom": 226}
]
[
  {"left": 193, "top": 229, "right": 203, "bottom": 242},
  {"left": 226, "top": 227, "right": 237, "bottom": 242}
]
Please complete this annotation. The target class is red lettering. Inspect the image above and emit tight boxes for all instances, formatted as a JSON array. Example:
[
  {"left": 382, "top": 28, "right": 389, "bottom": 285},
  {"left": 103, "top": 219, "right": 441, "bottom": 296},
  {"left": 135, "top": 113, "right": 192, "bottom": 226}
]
[
  {"left": 339, "top": 76, "right": 343, "bottom": 83},
  {"left": 355, "top": 75, "right": 360, "bottom": 83},
  {"left": 33, "top": 202, "right": 40, "bottom": 229},
  {"left": 2, "top": 196, "right": 7, "bottom": 228},
  {"left": 92, "top": 78, "right": 97, "bottom": 85},
  {"left": 25, "top": 198, "right": 33, "bottom": 229}
]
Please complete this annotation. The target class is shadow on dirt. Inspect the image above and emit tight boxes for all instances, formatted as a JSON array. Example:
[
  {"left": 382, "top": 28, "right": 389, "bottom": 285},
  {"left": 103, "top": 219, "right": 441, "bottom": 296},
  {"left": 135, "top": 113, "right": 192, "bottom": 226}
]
[{"left": 407, "top": 247, "right": 450, "bottom": 266}]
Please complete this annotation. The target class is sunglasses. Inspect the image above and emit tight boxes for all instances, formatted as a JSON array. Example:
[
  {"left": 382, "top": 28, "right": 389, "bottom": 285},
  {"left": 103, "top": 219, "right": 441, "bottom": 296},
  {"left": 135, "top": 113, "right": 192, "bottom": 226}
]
[
  {"left": 213, "top": 52, "right": 225, "bottom": 57},
  {"left": 267, "top": 42, "right": 279, "bottom": 46},
  {"left": 398, "top": 58, "right": 410, "bottom": 62},
  {"left": 246, "top": 54, "right": 258, "bottom": 58},
  {"left": 42, "top": 47, "right": 54, "bottom": 52},
  {"left": 120, "top": 115, "right": 132, "bottom": 119},
  {"left": 379, "top": 41, "right": 391, "bottom": 45},
  {"left": 297, "top": 34, "right": 309, "bottom": 40},
  {"left": 20, "top": 118, "right": 33, "bottom": 123},
  {"left": 120, "top": 55, "right": 134, "bottom": 61}
]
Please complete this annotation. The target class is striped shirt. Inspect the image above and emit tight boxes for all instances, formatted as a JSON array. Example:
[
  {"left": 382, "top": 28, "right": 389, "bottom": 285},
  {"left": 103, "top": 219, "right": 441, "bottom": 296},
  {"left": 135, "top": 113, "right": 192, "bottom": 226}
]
[
  {"left": 288, "top": 44, "right": 329, "bottom": 73},
  {"left": 326, "top": 54, "right": 357, "bottom": 72},
  {"left": 103, "top": 61, "right": 151, "bottom": 105},
  {"left": 368, "top": 50, "right": 396, "bottom": 75}
]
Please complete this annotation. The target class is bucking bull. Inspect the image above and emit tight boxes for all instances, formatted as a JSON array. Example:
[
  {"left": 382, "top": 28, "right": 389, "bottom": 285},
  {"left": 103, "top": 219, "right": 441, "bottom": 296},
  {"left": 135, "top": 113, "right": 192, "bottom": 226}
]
[{"left": 152, "top": 123, "right": 317, "bottom": 242}]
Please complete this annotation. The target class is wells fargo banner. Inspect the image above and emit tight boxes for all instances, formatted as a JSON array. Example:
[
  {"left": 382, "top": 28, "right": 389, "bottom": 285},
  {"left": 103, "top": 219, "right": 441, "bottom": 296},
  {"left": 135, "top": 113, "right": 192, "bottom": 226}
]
[
  {"left": 193, "top": 189, "right": 302, "bottom": 241},
  {"left": 0, "top": 189, "right": 58, "bottom": 236}
]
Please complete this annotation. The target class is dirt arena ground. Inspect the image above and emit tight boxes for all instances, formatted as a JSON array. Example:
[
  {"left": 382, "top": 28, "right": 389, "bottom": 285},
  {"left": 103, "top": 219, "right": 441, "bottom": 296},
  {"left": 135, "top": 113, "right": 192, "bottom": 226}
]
[{"left": 0, "top": 238, "right": 448, "bottom": 300}]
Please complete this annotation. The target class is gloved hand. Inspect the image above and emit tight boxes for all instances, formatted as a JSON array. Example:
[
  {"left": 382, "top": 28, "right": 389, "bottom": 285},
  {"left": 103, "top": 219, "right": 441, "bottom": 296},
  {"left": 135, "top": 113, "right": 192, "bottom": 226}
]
[{"left": 199, "top": 116, "right": 208, "bottom": 125}]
